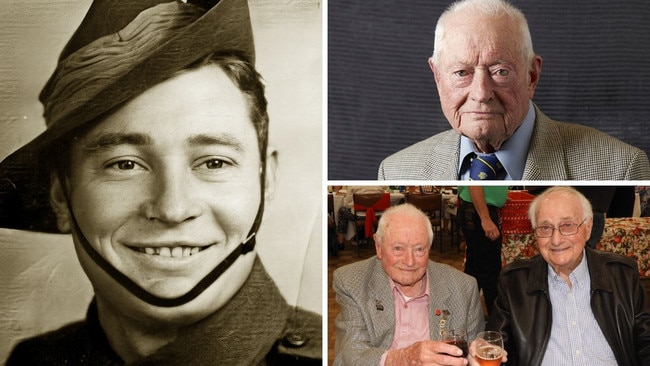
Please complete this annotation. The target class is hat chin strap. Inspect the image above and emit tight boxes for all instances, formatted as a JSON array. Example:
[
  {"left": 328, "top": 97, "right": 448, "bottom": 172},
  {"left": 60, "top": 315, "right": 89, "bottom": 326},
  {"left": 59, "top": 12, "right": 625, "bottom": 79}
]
[
  {"left": 66, "top": 173, "right": 264, "bottom": 307},
  {"left": 69, "top": 208, "right": 261, "bottom": 308}
]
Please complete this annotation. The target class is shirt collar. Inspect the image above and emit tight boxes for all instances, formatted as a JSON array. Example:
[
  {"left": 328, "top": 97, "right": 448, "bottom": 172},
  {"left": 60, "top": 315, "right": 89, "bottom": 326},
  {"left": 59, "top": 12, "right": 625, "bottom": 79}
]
[
  {"left": 389, "top": 271, "right": 430, "bottom": 300},
  {"left": 547, "top": 250, "right": 589, "bottom": 289},
  {"left": 458, "top": 100, "right": 535, "bottom": 180}
]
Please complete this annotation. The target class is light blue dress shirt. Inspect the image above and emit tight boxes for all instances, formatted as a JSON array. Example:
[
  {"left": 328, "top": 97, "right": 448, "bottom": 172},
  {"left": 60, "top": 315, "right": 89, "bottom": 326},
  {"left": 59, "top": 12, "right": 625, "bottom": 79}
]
[
  {"left": 541, "top": 251, "right": 617, "bottom": 366},
  {"left": 458, "top": 100, "right": 536, "bottom": 180}
]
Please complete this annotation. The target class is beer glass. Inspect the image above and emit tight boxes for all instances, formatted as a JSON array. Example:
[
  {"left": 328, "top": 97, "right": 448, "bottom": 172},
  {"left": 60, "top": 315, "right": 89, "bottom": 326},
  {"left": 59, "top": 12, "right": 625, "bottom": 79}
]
[
  {"left": 441, "top": 328, "right": 468, "bottom": 357},
  {"left": 474, "top": 331, "right": 504, "bottom": 366}
]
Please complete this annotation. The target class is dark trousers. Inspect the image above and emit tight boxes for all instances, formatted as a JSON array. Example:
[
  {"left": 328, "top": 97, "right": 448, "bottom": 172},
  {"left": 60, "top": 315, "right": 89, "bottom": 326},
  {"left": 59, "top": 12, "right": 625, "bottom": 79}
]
[
  {"left": 337, "top": 207, "right": 355, "bottom": 235},
  {"left": 458, "top": 200, "right": 502, "bottom": 315}
]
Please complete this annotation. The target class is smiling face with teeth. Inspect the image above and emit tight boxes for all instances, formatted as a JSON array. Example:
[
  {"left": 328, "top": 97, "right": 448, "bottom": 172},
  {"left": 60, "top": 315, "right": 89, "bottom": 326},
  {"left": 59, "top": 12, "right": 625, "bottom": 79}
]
[
  {"left": 532, "top": 189, "right": 592, "bottom": 283},
  {"left": 50, "top": 63, "right": 275, "bottom": 326}
]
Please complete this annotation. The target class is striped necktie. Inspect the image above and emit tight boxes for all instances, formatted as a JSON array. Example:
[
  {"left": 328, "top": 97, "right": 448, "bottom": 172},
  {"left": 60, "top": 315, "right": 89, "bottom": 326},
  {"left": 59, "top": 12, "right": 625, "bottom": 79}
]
[{"left": 469, "top": 153, "right": 503, "bottom": 180}]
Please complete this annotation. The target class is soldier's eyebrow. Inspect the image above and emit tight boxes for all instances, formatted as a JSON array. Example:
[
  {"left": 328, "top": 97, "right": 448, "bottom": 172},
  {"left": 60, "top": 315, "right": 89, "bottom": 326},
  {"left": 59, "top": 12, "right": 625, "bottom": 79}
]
[
  {"left": 81, "top": 132, "right": 152, "bottom": 153},
  {"left": 80, "top": 132, "right": 247, "bottom": 154},
  {"left": 186, "top": 133, "right": 245, "bottom": 152}
]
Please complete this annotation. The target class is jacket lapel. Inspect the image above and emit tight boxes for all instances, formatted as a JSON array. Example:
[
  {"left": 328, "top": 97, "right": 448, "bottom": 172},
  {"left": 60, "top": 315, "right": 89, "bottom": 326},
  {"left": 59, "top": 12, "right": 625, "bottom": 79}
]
[
  {"left": 523, "top": 106, "right": 569, "bottom": 180},
  {"left": 421, "top": 130, "right": 461, "bottom": 180},
  {"left": 526, "top": 255, "right": 550, "bottom": 294},
  {"left": 585, "top": 248, "right": 624, "bottom": 363},
  {"left": 426, "top": 262, "right": 452, "bottom": 339},
  {"left": 367, "top": 259, "right": 398, "bottom": 348}
]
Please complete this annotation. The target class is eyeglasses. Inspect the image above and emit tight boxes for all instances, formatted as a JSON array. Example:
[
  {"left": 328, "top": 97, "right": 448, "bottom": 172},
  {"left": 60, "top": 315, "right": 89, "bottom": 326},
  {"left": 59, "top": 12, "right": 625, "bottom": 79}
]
[{"left": 534, "top": 219, "right": 587, "bottom": 238}]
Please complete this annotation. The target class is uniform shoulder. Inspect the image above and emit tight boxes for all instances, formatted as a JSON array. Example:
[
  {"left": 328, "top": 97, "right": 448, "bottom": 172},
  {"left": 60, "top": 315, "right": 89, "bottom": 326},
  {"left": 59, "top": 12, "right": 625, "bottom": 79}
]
[
  {"left": 270, "top": 308, "right": 322, "bottom": 365},
  {"left": 6, "top": 321, "right": 93, "bottom": 365}
]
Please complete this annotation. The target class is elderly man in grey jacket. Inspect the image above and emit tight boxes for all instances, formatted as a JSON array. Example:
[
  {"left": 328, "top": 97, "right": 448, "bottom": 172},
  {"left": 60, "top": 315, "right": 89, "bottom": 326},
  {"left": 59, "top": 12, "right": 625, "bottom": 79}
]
[{"left": 334, "top": 203, "right": 483, "bottom": 365}]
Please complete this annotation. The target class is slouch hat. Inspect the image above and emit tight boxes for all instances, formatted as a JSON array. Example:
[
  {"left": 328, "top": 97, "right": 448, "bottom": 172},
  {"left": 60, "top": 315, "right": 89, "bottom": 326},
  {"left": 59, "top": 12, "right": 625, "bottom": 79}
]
[{"left": 0, "top": 0, "right": 255, "bottom": 232}]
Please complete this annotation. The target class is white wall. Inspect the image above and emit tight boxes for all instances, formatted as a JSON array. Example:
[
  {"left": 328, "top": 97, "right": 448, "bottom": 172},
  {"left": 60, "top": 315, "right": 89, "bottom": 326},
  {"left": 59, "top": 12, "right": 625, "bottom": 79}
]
[{"left": 0, "top": 0, "right": 322, "bottom": 363}]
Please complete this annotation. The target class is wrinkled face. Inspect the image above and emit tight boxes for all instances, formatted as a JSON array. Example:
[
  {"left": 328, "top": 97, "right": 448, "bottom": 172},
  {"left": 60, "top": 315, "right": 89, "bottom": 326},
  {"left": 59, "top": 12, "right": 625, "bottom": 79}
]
[
  {"left": 375, "top": 214, "right": 430, "bottom": 295},
  {"left": 535, "top": 192, "right": 592, "bottom": 277},
  {"left": 430, "top": 13, "right": 541, "bottom": 152},
  {"left": 52, "top": 65, "right": 270, "bottom": 325}
]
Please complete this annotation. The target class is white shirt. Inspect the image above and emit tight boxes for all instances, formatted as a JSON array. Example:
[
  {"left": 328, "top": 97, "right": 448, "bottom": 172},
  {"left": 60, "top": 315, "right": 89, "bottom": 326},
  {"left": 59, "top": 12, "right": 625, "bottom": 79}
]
[{"left": 541, "top": 251, "right": 617, "bottom": 366}]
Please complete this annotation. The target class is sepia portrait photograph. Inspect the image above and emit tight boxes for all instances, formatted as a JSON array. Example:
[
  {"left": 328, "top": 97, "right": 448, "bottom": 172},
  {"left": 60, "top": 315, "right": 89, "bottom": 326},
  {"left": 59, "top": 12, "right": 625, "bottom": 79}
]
[{"left": 0, "top": 0, "right": 322, "bottom": 364}]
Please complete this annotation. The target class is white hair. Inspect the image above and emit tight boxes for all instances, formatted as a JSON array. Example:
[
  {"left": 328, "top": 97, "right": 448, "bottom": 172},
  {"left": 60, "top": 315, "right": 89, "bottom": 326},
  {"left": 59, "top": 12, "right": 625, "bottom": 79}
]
[
  {"left": 431, "top": 0, "right": 535, "bottom": 68},
  {"left": 375, "top": 203, "right": 434, "bottom": 246},
  {"left": 528, "top": 186, "right": 593, "bottom": 229}
]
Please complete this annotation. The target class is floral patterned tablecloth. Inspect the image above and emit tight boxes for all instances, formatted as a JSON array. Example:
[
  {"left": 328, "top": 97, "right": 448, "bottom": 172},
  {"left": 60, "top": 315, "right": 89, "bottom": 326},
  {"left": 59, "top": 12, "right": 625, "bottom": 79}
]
[{"left": 502, "top": 217, "right": 650, "bottom": 277}]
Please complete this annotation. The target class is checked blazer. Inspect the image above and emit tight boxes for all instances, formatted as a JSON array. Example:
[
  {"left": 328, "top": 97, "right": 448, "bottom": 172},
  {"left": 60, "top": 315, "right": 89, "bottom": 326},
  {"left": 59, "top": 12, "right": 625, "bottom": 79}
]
[
  {"left": 332, "top": 256, "right": 484, "bottom": 366},
  {"left": 378, "top": 104, "right": 650, "bottom": 180}
]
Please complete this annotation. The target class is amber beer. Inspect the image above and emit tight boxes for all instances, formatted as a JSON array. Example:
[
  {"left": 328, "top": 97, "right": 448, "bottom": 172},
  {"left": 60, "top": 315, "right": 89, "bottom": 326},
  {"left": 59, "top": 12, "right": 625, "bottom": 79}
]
[{"left": 476, "top": 344, "right": 504, "bottom": 366}]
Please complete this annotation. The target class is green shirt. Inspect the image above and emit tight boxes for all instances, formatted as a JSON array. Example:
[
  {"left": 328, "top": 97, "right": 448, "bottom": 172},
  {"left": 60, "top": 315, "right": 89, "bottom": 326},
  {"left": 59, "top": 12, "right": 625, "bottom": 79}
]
[{"left": 458, "top": 186, "right": 509, "bottom": 208}]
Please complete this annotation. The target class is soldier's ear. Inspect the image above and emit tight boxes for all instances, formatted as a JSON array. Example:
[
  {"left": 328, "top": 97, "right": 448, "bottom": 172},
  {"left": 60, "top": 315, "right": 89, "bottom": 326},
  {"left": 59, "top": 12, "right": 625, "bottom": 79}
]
[
  {"left": 50, "top": 175, "right": 71, "bottom": 233},
  {"left": 263, "top": 147, "right": 278, "bottom": 203}
]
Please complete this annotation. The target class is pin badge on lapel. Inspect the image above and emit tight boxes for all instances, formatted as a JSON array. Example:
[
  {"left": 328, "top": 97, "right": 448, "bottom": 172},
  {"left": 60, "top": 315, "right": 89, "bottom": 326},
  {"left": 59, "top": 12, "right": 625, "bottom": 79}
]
[
  {"left": 437, "top": 309, "right": 450, "bottom": 335},
  {"left": 376, "top": 300, "right": 384, "bottom": 311}
]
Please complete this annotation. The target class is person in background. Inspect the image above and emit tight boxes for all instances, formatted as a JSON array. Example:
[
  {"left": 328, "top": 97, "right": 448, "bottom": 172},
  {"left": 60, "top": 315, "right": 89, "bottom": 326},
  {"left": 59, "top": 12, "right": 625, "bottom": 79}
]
[
  {"left": 0, "top": 0, "right": 320, "bottom": 364},
  {"left": 637, "top": 186, "right": 650, "bottom": 217},
  {"left": 378, "top": 0, "right": 650, "bottom": 180},
  {"left": 334, "top": 203, "right": 484, "bottom": 365},
  {"left": 457, "top": 186, "right": 508, "bottom": 315},
  {"left": 486, "top": 186, "right": 650, "bottom": 365}
]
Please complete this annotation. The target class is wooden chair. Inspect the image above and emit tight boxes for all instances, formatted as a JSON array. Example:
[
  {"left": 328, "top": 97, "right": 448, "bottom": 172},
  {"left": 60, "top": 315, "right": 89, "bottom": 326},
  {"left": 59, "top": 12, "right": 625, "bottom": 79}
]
[
  {"left": 352, "top": 192, "right": 391, "bottom": 255},
  {"left": 405, "top": 192, "right": 443, "bottom": 252}
]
